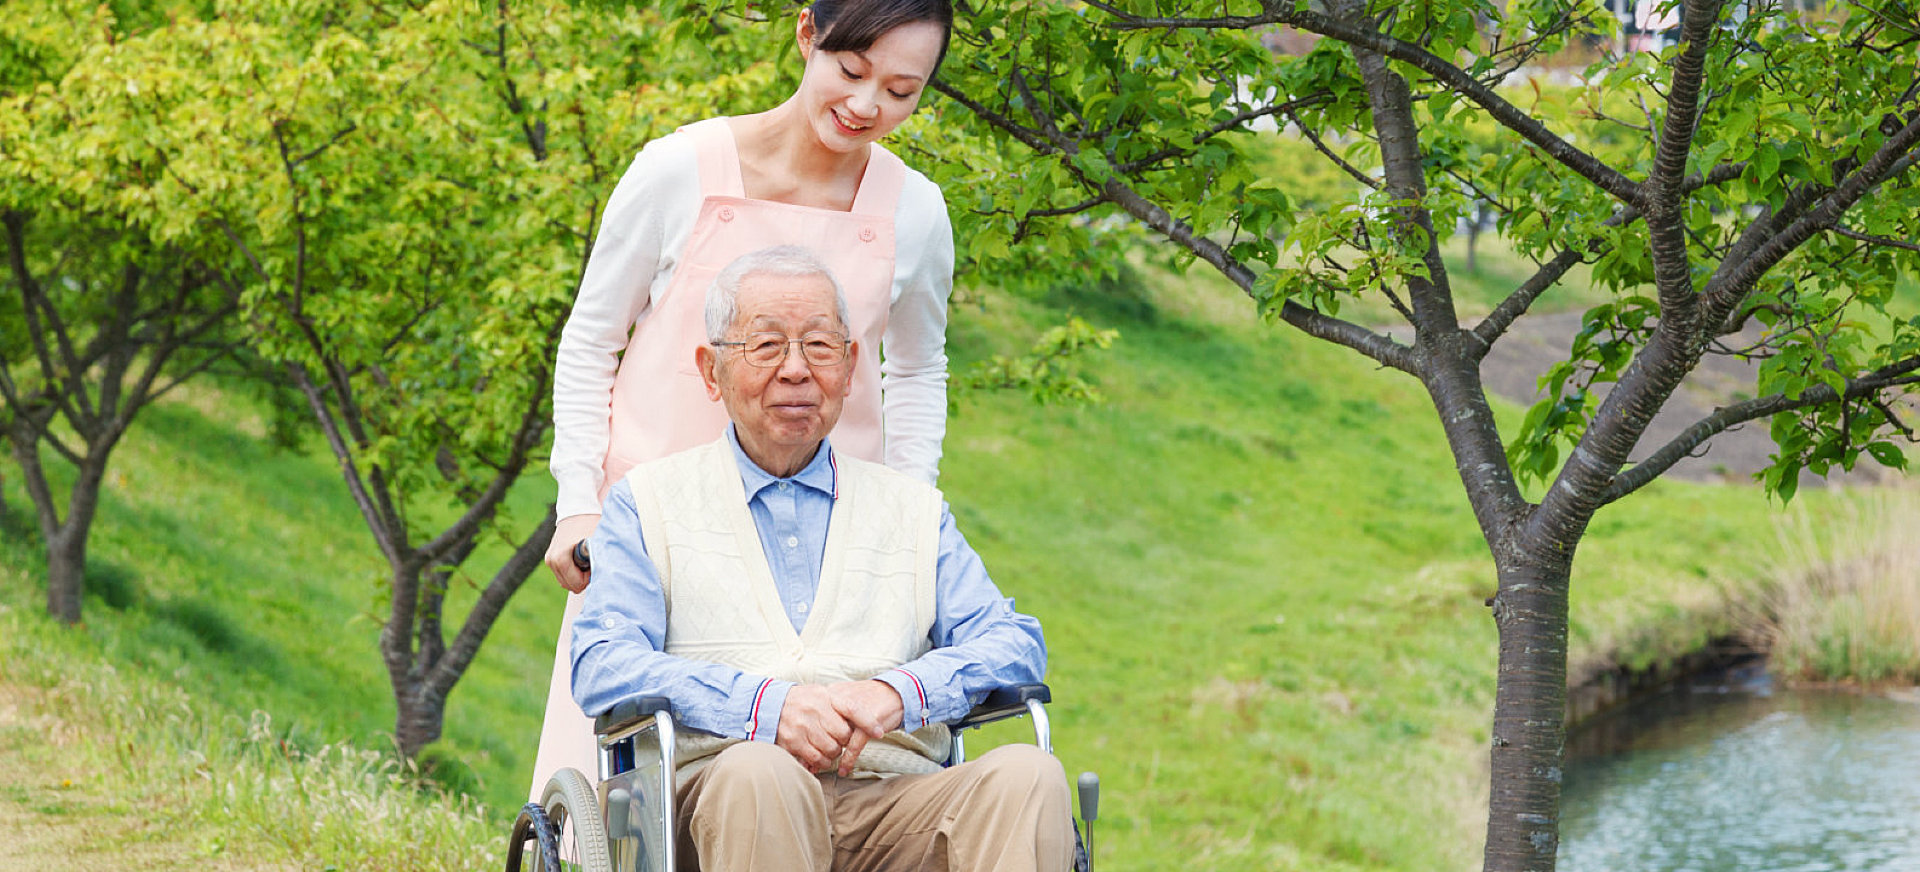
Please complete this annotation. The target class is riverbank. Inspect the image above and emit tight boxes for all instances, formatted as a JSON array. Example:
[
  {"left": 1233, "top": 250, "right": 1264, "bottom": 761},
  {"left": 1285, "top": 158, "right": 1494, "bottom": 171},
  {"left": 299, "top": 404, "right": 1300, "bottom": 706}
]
[{"left": 1565, "top": 485, "right": 1920, "bottom": 727}]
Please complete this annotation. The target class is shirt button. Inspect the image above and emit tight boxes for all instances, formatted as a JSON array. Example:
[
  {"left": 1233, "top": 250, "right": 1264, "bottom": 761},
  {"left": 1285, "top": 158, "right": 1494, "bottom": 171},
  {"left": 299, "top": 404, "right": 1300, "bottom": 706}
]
[
  {"left": 859, "top": 226, "right": 876, "bottom": 242},
  {"left": 778, "top": 481, "right": 790, "bottom": 491},
  {"left": 784, "top": 536, "right": 799, "bottom": 549},
  {"left": 718, "top": 205, "right": 735, "bottom": 221},
  {"left": 797, "top": 603, "right": 810, "bottom": 614}
]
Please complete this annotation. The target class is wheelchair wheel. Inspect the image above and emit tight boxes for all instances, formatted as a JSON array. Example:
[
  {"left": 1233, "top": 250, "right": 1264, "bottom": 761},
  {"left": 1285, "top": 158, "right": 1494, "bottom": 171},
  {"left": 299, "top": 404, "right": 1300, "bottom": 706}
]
[
  {"left": 535, "top": 768, "right": 614, "bottom": 872},
  {"left": 505, "top": 802, "right": 561, "bottom": 872}
]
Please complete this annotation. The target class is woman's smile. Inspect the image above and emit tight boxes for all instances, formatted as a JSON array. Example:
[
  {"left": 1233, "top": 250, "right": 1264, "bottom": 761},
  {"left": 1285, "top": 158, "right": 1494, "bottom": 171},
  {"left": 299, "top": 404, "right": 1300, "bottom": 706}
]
[{"left": 830, "top": 108, "right": 873, "bottom": 136}]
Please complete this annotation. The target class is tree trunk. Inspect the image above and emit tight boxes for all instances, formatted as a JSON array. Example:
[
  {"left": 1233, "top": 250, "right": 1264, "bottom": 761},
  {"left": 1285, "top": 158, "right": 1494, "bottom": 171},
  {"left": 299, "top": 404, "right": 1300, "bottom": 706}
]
[
  {"left": 9, "top": 427, "right": 110, "bottom": 625},
  {"left": 45, "top": 462, "right": 108, "bottom": 625},
  {"left": 380, "top": 559, "right": 427, "bottom": 754},
  {"left": 45, "top": 524, "right": 86, "bottom": 624},
  {"left": 378, "top": 512, "right": 550, "bottom": 760},
  {"left": 394, "top": 681, "right": 448, "bottom": 760},
  {"left": 1482, "top": 552, "right": 1574, "bottom": 872}
]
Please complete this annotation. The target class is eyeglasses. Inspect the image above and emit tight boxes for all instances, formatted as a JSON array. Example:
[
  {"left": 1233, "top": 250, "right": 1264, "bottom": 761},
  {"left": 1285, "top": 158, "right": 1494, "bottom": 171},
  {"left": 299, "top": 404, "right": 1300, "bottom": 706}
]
[{"left": 711, "top": 331, "right": 851, "bottom": 368}]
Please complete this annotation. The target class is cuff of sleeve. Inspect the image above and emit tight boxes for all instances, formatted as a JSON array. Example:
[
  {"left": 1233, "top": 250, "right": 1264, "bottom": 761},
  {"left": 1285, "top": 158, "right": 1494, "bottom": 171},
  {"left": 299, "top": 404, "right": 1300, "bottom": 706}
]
[
  {"left": 743, "top": 679, "right": 791, "bottom": 743},
  {"left": 555, "top": 470, "right": 606, "bottom": 520},
  {"left": 876, "top": 669, "right": 930, "bottom": 732}
]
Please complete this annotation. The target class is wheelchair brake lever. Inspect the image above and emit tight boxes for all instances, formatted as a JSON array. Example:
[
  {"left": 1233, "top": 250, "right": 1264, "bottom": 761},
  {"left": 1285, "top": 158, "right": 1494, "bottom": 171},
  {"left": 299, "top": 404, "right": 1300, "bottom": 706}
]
[{"left": 1077, "top": 771, "right": 1099, "bottom": 872}]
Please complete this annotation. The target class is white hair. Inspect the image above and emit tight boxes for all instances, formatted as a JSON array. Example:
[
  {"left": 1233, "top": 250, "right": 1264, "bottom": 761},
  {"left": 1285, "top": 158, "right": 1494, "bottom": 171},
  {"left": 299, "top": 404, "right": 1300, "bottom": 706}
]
[{"left": 704, "top": 246, "right": 851, "bottom": 342}]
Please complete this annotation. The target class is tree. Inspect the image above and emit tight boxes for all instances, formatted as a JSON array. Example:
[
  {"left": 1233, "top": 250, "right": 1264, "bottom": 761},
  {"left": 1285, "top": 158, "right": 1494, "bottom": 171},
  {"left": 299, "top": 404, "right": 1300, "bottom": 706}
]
[
  {"left": 0, "top": 3, "right": 243, "bottom": 624},
  {"left": 930, "top": 0, "right": 1920, "bottom": 869},
  {"left": 4, "top": 0, "right": 582, "bottom": 753},
  {"left": 10, "top": 0, "right": 821, "bottom": 758},
  {"left": 0, "top": 213, "right": 241, "bottom": 624}
]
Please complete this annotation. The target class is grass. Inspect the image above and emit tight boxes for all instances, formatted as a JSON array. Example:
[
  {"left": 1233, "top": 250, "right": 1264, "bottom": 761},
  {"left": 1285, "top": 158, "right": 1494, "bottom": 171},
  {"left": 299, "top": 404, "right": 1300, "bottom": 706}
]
[
  {"left": 1744, "top": 486, "right": 1920, "bottom": 685},
  {"left": 0, "top": 597, "right": 496, "bottom": 870},
  {"left": 0, "top": 248, "right": 1836, "bottom": 871},
  {"left": 941, "top": 261, "right": 1810, "bottom": 870},
  {"left": 0, "top": 385, "right": 568, "bottom": 814}
]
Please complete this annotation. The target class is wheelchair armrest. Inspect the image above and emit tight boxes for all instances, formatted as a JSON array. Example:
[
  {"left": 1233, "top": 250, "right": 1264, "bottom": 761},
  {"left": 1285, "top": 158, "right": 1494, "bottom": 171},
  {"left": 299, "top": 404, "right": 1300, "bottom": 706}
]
[
  {"left": 951, "top": 683, "right": 1051, "bottom": 731},
  {"left": 594, "top": 696, "right": 672, "bottom": 737}
]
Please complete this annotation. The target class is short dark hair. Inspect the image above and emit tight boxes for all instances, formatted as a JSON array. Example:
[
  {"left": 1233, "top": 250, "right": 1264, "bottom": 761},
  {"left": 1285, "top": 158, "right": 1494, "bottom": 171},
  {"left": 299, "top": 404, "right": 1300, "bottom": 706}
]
[{"left": 811, "top": 0, "right": 955, "bottom": 76}]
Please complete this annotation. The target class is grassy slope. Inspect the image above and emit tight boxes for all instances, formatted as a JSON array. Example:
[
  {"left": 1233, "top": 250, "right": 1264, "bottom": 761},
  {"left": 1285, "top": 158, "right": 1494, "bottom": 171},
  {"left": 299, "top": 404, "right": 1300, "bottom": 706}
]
[
  {"left": 0, "top": 256, "right": 1806, "bottom": 871},
  {"left": 940, "top": 264, "right": 1794, "bottom": 870}
]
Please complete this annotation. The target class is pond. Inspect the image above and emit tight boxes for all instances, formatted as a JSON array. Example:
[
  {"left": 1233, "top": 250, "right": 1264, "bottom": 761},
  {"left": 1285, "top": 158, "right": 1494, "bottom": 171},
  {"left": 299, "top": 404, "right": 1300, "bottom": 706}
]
[{"left": 1557, "top": 663, "right": 1920, "bottom": 872}]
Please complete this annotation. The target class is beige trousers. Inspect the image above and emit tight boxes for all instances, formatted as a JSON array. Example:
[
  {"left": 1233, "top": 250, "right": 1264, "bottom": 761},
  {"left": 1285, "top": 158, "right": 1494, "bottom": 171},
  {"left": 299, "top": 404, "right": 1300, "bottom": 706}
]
[{"left": 677, "top": 742, "right": 1074, "bottom": 872}]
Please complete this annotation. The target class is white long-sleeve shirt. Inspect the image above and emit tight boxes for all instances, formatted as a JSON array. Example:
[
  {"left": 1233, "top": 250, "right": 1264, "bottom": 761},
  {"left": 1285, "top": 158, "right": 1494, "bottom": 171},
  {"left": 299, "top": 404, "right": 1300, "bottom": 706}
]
[{"left": 550, "top": 129, "right": 954, "bottom": 519}]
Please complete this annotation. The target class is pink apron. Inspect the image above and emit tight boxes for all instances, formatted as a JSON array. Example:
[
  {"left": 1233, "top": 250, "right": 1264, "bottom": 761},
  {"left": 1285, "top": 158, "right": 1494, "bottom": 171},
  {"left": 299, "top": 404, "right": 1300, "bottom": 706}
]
[{"left": 529, "top": 117, "right": 906, "bottom": 797}]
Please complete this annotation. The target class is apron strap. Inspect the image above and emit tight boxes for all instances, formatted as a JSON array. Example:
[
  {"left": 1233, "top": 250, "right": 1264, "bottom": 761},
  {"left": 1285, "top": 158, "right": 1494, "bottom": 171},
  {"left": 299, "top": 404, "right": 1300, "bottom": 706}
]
[
  {"left": 850, "top": 143, "right": 907, "bottom": 217},
  {"left": 680, "top": 117, "right": 746, "bottom": 199},
  {"left": 680, "top": 116, "right": 906, "bottom": 217}
]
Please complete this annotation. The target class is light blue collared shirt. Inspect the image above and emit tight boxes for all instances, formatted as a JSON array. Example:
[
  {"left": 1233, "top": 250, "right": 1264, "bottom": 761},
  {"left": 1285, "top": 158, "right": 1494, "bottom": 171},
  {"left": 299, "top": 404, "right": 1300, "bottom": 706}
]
[{"left": 570, "top": 430, "right": 1048, "bottom": 744}]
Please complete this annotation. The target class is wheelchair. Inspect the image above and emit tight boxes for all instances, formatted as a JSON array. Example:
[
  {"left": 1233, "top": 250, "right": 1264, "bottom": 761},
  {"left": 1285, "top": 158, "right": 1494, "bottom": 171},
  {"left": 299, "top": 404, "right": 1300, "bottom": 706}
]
[{"left": 507, "top": 683, "right": 1098, "bottom": 872}]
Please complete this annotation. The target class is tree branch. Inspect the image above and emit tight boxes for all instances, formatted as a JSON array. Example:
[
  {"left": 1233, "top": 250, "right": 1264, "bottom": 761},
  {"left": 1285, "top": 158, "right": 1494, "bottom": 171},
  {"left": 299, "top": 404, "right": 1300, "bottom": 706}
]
[
  {"left": 1099, "top": 172, "right": 1418, "bottom": 373},
  {"left": 1470, "top": 200, "right": 1659, "bottom": 360},
  {"left": 428, "top": 505, "right": 555, "bottom": 697},
  {"left": 938, "top": 72, "right": 1416, "bottom": 375},
  {"left": 1645, "top": 0, "right": 1725, "bottom": 196},
  {"left": 416, "top": 351, "right": 553, "bottom": 565},
  {"left": 1288, "top": 109, "right": 1379, "bottom": 190},
  {"left": 6, "top": 428, "right": 64, "bottom": 538},
  {"left": 1831, "top": 223, "right": 1920, "bottom": 254},
  {"left": 1114, "top": 93, "right": 1336, "bottom": 174},
  {"left": 1080, "top": 0, "right": 1645, "bottom": 205},
  {"left": 1601, "top": 355, "right": 1920, "bottom": 503},
  {"left": 1471, "top": 249, "right": 1584, "bottom": 357},
  {"left": 289, "top": 363, "right": 404, "bottom": 567},
  {"left": 2, "top": 212, "right": 97, "bottom": 431},
  {"left": 1703, "top": 113, "right": 1920, "bottom": 324},
  {"left": 290, "top": 123, "right": 360, "bottom": 167},
  {"left": 1638, "top": 0, "right": 1729, "bottom": 329}
]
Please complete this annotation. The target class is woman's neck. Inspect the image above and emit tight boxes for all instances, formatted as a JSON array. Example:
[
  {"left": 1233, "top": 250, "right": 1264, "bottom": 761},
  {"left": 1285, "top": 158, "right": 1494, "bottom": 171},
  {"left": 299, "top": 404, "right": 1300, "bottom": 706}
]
[{"left": 731, "top": 102, "right": 869, "bottom": 210}]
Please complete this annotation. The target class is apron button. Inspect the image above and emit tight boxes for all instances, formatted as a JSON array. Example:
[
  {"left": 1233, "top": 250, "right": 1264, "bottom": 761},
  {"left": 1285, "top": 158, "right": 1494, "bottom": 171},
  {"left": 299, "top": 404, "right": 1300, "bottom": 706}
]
[
  {"left": 718, "top": 206, "right": 736, "bottom": 221},
  {"left": 859, "top": 227, "right": 876, "bottom": 242}
]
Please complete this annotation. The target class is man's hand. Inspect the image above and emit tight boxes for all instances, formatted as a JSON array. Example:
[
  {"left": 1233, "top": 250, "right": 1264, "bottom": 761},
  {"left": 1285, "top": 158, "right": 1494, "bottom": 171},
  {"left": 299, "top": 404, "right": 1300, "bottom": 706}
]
[
  {"left": 776, "top": 685, "right": 856, "bottom": 773},
  {"left": 545, "top": 513, "right": 601, "bottom": 593},
  {"left": 825, "top": 680, "right": 905, "bottom": 776}
]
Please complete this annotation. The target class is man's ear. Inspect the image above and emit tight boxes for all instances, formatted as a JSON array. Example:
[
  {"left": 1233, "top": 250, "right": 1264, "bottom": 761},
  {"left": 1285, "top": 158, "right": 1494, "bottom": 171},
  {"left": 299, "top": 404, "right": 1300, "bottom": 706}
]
[
  {"left": 697, "top": 344, "right": 723, "bottom": 401},
  {"left": 837, "top": 340, "right": 859, "bottom": 398}
]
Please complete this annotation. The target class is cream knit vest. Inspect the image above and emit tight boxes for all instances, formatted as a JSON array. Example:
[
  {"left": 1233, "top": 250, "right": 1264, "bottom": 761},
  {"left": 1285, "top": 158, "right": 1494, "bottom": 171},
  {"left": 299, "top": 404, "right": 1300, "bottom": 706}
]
[{"left": 627, "top": 438, "right": 951, "bottom": 777}]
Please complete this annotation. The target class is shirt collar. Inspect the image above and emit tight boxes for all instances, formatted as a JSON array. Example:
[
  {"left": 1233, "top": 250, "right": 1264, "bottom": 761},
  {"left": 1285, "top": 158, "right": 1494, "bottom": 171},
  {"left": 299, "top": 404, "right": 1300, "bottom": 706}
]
[{"left": 725, "top": 425, "right": 839, "bottom": 501}]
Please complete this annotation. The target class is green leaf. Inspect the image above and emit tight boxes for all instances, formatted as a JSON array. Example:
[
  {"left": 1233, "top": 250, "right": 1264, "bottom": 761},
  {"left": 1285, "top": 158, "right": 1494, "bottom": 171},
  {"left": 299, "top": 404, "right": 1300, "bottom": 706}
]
[{"left": 1865, "top": 442, "right": 1908, "bottom": 469}]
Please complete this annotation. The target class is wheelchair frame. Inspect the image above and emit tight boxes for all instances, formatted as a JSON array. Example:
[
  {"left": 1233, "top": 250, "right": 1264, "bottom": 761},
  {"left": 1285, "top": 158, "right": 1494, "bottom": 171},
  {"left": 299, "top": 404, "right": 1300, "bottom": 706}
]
[{"left": 507, "top": 683, "right": 1084, "bottom": 872}]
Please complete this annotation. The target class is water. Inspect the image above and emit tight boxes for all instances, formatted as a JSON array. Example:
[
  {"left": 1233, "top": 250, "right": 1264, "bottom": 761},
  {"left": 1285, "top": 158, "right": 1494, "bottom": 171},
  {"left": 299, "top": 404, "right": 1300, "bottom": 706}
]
[{"left": 1558, "top": 667, "right": 1920, "bottom": 872}]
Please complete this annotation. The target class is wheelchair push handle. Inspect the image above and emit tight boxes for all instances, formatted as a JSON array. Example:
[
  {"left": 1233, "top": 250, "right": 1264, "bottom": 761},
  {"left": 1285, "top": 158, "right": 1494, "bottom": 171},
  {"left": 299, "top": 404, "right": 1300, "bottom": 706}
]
[{"left": 572, "top": 539, "right": 591, "bottom": 572}]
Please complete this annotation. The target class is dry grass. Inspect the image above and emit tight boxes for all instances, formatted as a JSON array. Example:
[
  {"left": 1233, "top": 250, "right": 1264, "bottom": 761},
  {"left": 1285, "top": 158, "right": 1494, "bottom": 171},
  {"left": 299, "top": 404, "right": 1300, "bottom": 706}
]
[
  {"left": 0, "top": 603, "right": 501, "bottom": 871},
  {"left": 1748, "top": 486, "right": 1920, "bottom": 685}
]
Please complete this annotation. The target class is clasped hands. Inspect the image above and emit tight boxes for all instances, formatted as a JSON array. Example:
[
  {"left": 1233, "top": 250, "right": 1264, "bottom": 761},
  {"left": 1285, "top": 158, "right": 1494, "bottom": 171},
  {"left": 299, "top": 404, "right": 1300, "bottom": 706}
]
[{"left": 775, "top": 679, "right": 906, "bottom": 777}]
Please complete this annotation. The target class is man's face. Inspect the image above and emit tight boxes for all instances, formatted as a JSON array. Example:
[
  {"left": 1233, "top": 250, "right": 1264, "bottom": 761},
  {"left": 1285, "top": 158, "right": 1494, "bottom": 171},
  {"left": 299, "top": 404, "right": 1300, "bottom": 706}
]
[{"left": 698, "top": 271, "right": 856, "bottom": 465}]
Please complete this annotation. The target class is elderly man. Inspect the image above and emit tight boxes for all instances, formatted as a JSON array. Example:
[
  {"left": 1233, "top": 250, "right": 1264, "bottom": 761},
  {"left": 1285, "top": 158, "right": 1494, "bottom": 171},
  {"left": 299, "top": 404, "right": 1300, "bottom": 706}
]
[{"left": 571, "top": 245, "right": 1072, "bottom": 872}]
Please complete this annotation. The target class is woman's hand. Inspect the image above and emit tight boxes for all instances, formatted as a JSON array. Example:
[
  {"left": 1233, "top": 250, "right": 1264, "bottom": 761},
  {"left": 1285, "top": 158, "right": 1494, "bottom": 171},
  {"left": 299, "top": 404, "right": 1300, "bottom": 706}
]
[{"left": 545, "top": 513, "right": 602, "bottom": 593}]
